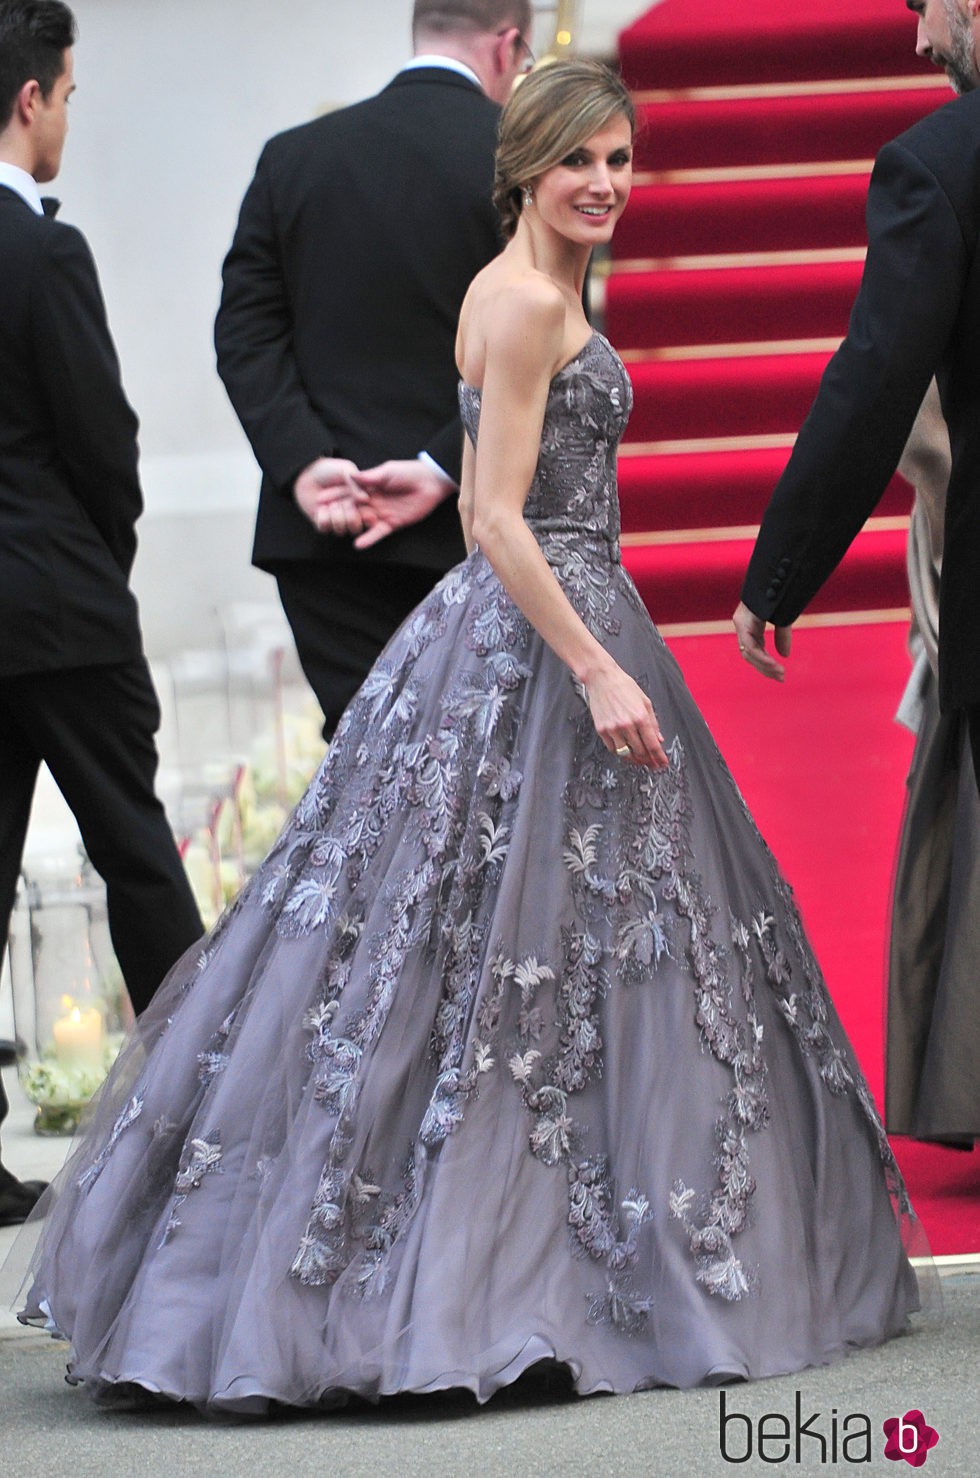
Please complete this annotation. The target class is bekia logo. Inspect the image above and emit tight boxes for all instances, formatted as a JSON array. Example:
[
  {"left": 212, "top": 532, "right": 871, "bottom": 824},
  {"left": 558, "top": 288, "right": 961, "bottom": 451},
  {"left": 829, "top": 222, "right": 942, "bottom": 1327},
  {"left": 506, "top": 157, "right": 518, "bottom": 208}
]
[
  {"left": 882, "top": 1410, "right": 940, "bottom": 1467},
  {"left": 718, "top": 1392, "right": 940, "bottom": 1466}
]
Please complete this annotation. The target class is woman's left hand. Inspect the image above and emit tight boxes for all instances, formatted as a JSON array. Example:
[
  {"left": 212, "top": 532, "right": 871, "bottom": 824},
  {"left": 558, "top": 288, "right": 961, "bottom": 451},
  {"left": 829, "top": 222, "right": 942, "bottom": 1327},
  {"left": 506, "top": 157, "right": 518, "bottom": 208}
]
[{"left": 585, "top": 663, "right": 669, "bottom": 770}]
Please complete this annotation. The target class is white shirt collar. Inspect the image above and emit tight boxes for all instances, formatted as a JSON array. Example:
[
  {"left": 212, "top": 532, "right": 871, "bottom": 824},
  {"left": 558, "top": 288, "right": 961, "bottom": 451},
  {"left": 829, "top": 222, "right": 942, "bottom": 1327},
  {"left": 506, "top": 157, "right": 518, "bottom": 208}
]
[
  {"left": 398, "top": 55, "right": 482, "bottom": 91},
  {"left": 0, "top": 161, "right": 44, "bottom": 214}
]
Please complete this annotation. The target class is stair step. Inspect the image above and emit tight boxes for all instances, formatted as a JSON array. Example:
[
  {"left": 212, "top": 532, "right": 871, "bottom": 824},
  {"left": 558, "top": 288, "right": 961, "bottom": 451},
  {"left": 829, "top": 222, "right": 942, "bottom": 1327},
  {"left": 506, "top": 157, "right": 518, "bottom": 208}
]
[
  {"left": 606, "top": 260, "right": 864, "bottom": 354},
  {"left": 623, "top": 526, "right": 910, "bottom": 626},
  {"left": 617, "top": 446, "right": 912, "bottom": 534},
  {"left": 616, "top": 172, "right": 870, "bottom": 260},
  {"left": 620, "top": 0, "right": 924, "bottom": 90},
  {"left": 632, "top": 84, "right": 945, "bottom": 172},
  {"left": 620, "top": 349, "right": 836, "bottom": 443}
]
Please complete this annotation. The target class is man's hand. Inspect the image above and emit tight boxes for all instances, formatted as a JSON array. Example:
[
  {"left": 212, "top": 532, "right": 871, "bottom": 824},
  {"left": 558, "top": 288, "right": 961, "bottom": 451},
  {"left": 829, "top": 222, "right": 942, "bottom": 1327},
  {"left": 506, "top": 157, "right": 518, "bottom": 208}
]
[
  {"left": 350, "top": 459, "right": 456, "bottom": 549},
  {"left": 732, "top": 600, "right": 793, "bottom": 681},
  {"left": 293, "top": 457, "right": 370, "bottom": 536}
]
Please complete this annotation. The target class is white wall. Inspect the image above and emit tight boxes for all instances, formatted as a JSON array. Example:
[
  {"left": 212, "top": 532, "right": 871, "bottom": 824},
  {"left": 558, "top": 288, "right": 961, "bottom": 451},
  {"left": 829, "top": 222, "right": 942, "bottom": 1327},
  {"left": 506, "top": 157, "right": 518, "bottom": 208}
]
[
  {"left": 55, "top": 2, "right": 647, "bottom": 654},
  {"left": 579, "top": 0, "right": 652, "bottom": 56}
]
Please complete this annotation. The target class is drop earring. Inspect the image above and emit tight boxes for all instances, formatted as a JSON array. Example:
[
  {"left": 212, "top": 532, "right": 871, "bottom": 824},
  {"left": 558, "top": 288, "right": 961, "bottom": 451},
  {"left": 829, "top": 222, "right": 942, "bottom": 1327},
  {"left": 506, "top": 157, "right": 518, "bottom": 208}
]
[{"left": 522, "top": 185, "right": 533, "bottom": 208}]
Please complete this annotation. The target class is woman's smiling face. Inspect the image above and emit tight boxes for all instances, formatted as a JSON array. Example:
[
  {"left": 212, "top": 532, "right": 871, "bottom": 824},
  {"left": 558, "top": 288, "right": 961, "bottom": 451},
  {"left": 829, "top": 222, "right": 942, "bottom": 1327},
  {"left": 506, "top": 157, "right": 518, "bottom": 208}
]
[{"left": 529, "top": 115, "right": 634, "bottom": 248}]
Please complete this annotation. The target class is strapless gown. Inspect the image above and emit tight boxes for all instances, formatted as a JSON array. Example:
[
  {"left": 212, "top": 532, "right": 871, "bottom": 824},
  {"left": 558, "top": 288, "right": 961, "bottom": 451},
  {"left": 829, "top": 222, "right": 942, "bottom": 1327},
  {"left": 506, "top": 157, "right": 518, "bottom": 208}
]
[{"left": 18, "top": 333, "right": 920, "bottom": 1410}]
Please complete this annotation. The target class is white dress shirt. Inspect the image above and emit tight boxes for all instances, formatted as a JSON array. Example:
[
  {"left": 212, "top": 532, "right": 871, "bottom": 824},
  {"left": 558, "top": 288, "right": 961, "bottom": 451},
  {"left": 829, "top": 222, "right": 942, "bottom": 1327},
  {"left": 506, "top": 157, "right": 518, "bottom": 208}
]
[
  {"left": 0, "top": 161, "right": 43, "bottom": 214},
  {"left": 398, "top": 55, "right": 482, "bottom": 90}
]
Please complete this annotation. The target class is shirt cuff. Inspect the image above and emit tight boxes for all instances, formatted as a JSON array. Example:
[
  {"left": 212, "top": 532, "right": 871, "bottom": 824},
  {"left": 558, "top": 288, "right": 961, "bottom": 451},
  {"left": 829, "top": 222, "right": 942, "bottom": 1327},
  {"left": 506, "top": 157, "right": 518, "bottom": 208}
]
[{"left": 418, "top": 451, "right": 456, "bottom": 488}]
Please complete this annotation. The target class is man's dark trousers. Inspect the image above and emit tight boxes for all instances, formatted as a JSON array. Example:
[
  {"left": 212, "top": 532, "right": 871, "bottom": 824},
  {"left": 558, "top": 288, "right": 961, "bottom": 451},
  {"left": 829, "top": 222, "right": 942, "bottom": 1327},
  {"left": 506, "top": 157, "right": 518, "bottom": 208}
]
[{"left": 0, "top": 661, "right": 202, "bottom": 1016}]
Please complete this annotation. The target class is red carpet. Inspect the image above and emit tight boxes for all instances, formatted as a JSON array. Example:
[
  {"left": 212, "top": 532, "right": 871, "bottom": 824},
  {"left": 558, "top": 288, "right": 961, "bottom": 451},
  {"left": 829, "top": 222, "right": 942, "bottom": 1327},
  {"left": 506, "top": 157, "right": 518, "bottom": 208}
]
[
  {"left": 633, "top": 86, "right": 953, "bottom": 172},
  {"left": 620, "top": 0, "right": 936, "bottom": 88},
  {"left": 623, "top": 349, "right": 837, "bottom": 443},
  {"left": 619, "top": 448, "right": 911, "bottom": 534},
  {"left": 614, "top": 172, "right": 872, "bottom": 260},
  {"left": 612, "top": 2, "right": 979, "bottom": 1254},
  {"left": 628, "top": 529, "right": 910, "bottom": 627},
  {"left": 671, "top": 622, "right": 980, "bottom": 1256},
  {"left": 611, "top": 1, "right": 949, "bottom": 628},
  {"left": 609, "top": 259, "right": 864, "bottom": 353}
]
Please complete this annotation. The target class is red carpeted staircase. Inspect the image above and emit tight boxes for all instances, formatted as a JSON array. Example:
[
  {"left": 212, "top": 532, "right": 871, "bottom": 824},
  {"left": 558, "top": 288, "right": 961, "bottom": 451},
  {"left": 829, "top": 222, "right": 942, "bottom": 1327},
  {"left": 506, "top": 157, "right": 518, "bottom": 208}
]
[
  {"left": 611, "top": 0, "right": 949, "bottom": 630},
  {"left": 611, "top": 1, "right": 980, "bottom": 1256}
]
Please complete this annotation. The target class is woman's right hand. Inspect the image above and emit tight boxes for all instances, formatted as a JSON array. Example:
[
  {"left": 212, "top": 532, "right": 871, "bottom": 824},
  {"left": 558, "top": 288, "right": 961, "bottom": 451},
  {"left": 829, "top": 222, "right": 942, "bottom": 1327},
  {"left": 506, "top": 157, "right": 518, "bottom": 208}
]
[{"left": 585, "top": 664, "right": 669, "bottom": 770}]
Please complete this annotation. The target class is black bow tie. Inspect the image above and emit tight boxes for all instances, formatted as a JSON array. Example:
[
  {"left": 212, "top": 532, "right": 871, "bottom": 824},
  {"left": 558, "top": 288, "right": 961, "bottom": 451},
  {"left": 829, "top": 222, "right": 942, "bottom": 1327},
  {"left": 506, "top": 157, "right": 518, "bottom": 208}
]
[{"left": 41, "top": 197, "right": 60, "bottom": 218}]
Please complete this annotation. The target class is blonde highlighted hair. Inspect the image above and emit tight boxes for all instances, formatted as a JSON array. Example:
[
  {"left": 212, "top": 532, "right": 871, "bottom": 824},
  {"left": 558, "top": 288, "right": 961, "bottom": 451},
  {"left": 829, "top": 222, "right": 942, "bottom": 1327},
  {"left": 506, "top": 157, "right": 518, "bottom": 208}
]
[{"left": 494, "top": 59, "right": 636, "bottom": 240}]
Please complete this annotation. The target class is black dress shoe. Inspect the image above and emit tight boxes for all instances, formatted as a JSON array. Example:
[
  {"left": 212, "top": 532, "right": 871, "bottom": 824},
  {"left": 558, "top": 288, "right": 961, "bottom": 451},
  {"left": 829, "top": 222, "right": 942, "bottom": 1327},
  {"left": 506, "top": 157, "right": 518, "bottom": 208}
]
[{"left": 0, "top": 1174, "right": 48, "bottom": 1227}]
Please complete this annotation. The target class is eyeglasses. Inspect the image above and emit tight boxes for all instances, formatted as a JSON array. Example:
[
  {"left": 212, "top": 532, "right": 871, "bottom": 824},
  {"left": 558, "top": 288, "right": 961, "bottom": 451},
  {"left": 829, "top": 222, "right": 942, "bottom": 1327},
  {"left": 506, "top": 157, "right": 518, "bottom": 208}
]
[{"left": 498, "top": 28, "right": 536, "bottom": 74}]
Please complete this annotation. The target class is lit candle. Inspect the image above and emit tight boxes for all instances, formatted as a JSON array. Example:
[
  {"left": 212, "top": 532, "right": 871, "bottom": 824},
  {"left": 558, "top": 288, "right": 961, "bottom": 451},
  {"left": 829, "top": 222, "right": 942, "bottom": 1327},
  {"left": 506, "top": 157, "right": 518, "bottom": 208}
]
[{"left": 52, "top": 996, "right": 104, "bottom": 1067}]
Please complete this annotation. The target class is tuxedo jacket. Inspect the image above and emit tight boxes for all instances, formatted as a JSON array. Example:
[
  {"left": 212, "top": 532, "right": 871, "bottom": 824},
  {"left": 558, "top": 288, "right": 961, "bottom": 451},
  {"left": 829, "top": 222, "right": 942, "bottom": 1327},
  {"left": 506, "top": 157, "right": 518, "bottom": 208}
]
[
  {"left": 742, "top": 88, "right": 980, "bottom": 712},
  {"left": 0, "top": 186, "right": 143, "bottom": 678},
  {"left": 215, "top": 67, "right": 503, "bottom": 574}
]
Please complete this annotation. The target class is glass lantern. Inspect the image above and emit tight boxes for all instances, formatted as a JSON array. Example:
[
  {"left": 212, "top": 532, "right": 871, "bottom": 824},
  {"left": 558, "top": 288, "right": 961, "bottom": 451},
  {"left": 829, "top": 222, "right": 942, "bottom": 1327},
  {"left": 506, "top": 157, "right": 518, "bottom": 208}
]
[{"left": 7, "top": 850, "right": 129, "bottom": 1135}]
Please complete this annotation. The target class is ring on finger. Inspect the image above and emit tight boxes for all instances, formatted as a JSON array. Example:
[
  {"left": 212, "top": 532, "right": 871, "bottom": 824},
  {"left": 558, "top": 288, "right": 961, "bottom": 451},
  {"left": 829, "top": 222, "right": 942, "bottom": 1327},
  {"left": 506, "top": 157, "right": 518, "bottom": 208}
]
[{"left": 615, "top": 743, "right": 631, "bottom": 757}]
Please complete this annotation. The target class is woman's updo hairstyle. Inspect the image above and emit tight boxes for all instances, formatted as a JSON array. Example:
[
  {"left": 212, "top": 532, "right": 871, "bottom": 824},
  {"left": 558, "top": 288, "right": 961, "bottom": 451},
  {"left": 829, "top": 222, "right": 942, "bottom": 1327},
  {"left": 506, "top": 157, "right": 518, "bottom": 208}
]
[{"left": 494, "top": 59, "right": 636, "bottom": 241}]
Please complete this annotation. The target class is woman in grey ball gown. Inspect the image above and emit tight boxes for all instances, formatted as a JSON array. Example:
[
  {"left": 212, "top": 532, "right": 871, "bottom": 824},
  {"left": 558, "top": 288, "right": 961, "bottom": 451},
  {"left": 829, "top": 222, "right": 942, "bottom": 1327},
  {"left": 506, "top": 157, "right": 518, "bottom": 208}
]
[{"left": 17, "top": 61, "right": 921, "bottom": 1412}]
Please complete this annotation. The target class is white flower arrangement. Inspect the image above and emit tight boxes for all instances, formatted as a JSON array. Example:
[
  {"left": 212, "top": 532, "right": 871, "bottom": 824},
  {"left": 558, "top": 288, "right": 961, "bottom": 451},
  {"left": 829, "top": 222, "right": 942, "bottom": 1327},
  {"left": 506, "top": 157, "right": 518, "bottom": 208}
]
[{"left": 20, "top": 1032, "right": 126, "bottom": 1134}]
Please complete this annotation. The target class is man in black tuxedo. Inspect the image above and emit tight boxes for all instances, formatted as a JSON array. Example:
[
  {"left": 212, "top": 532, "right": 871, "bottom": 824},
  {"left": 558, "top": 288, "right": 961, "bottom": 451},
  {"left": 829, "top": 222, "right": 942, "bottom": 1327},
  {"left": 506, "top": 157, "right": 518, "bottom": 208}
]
[
  {"left": 0, "top": 1, "right": 203, "bottom": 1223},
  {"left": 215, "top": 0, "right": 533, "bottom": 737},
  {"left": 734, "top": 0, "right": 980, "bottom": 794}
]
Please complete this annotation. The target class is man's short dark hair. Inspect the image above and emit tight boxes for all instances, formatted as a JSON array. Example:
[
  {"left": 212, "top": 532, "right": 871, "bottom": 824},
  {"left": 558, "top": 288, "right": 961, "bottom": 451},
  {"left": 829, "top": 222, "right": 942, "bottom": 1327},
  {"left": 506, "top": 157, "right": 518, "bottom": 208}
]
[
  {"left": 0, "top": 1, "right": 75, "bottom": 132},
  {"left": 412, "top": 0, "right": 533, "bottom": 42}
]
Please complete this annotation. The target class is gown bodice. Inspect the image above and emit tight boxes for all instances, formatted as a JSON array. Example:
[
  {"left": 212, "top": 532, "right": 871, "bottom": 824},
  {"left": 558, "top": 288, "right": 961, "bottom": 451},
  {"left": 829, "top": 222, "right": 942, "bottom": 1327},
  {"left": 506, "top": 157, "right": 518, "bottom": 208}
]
[{"left": 458, "top": 331, "right": 631, "bottom": 559}]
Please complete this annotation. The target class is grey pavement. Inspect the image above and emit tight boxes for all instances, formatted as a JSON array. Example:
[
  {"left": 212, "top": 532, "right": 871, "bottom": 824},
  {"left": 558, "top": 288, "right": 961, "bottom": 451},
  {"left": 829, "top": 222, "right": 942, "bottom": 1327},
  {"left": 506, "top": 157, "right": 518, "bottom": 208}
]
[{"left": 2, "top": 1067, "right": 978, "bottom": 1476}]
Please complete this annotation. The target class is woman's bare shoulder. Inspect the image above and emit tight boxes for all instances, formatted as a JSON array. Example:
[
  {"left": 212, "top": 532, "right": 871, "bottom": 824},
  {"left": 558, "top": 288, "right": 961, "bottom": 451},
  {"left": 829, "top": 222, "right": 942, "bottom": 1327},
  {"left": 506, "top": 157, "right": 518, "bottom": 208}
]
[
  {"left": 460, "top": 270, "right": 565, "bottom": 383},
  {"left": 494, "top": 269, "right": 565, "bottom": 329}
]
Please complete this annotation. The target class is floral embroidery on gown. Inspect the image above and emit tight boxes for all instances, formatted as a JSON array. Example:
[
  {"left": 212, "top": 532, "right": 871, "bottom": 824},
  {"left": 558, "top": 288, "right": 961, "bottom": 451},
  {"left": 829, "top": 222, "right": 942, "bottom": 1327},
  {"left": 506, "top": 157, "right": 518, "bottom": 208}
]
[{"left": 18, "top": 333, "right": 919, "bottom": 1410}]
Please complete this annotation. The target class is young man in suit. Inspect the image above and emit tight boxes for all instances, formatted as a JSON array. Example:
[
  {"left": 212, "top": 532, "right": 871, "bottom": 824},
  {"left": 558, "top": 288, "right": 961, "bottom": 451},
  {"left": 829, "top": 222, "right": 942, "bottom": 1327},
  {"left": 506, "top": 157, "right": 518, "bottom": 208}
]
[
  {"left": 215, "top": 0, "right": 533, "bottom": 737},
  {"left": 0, "top": 0, "right": 203, "bottom": 1223},
  {"left": 734, "top": 0, "right": 980, "bottom": 796}
]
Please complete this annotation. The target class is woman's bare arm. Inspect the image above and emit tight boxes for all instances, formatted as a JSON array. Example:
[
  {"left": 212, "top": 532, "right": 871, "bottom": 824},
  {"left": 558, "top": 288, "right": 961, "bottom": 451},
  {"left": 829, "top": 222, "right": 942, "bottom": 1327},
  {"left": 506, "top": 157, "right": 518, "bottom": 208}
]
[{"left": 469, "top": 283, "right": 667, "bottom": 769}]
